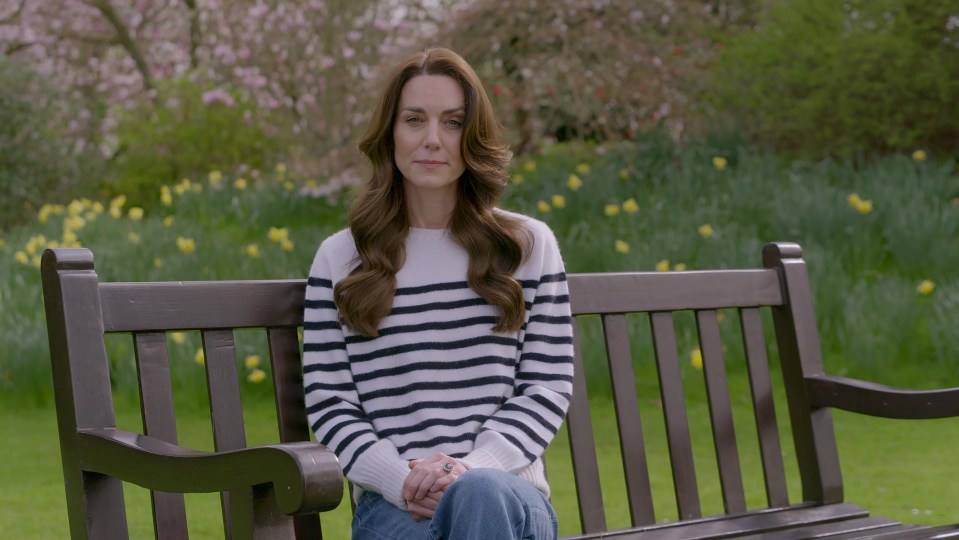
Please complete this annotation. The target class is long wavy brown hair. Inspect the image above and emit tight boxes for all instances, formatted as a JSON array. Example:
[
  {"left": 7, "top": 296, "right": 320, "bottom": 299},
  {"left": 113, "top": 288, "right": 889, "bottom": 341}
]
[{"left": 334, "top": 47, "right": 531, "bottom": 337}]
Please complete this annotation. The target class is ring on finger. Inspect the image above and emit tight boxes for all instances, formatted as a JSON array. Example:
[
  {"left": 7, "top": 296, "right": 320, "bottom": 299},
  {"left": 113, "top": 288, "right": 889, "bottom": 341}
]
[{"left": 443, "top": 462, "right": 454, "bottom": 474}]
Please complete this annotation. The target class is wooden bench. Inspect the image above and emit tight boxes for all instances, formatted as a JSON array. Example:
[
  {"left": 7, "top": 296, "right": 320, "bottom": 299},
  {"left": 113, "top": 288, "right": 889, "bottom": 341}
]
[{"left": 41, "top": 242, "right": 959, "bottom": 539}]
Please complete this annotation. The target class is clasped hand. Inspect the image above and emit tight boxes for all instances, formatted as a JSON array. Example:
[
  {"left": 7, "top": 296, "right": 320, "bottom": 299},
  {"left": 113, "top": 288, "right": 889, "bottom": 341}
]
[{"left": 402, "top": 452, "right": 467, "bottom": 521}]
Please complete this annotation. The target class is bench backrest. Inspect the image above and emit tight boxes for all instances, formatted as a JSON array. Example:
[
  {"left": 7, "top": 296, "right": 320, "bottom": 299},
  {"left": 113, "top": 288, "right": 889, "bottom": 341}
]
[{"left": 41, "top": 242, "right": 841, "bottom": 539}]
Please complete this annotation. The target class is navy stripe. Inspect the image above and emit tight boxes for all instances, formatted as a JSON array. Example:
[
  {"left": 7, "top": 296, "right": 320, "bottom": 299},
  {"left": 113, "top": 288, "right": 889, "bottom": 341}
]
[
  {"left": 397, "top": 433, "right": 477, "bottom": 454},
  {"left": 488, "top": 415, "right": 549, "bottom": 449},
  {"left": 342, "top": 439, "right": 376, "bottom": 474},
  {"left": 389, "top": 297, "right": 490, "bottom": 315},
  {"left": 367, "top": 396, "right": 506, "bottom": 420},
  {"left": 306, "top": 396, "right": 341, "bottom": 416},
  {"left": 302, "top": 341, "right": 347, "bottom": 353},
  {"left": 346, "top": 316, "right": 499, "bottom": 344},
  {"left": 303, "top": 320, "right": 341, "bottom": 331},
  {"left": 533, "top": 294, "right": 570, "bottom": 305},
  {"left": 353, "top": 356, "right": 514, "bottom": 384},
  {"left": 395, "top": 280, "right": 471, "bottom": 296},
  {"left": 500, "top": 402, "right": 559, "bottom": 434},
  {"left": 376, "top": 415, "right": 489, "bottom": 439},
  {"left": 487, "top": 429, "right": 538, "bottom": 463},
  {"left": 521, "top": 386, "right": 572, "bottom": 406},
  {"left": 308, "top": 401, "right": 364, "bottom": 426},
  {"left": 349, "top": 335, "right": 519, "bottom": 364},
  {"left": 333, "top": 427, "right": 375, "bottom": 459},
  {"left": 359, "top": 376, "right": 513, "bottom": 401},
  {"left": 539, "top": 272, "right": 567, "bottom": 284},
  {"left": 523, "top": 333, "right": 574, "bottom": 345},
  {"left": 519, "top": 352, "right": 574, "bottom": 365},
  {"left": 305, "top": 381, "right": 356, "bottom": 393},
  {"left": 303, "top": 360, "right": 351, "bottom": 374},
  {"left": 304, "top": 299, "right": 337, "bottom": 310},
  {"left": 528, "top": 314, "right": 572, "bottom": 325},
  {"left": 308, "top": 277, "right": 333, "bottom": 288},
  {"left": 516, "top": 372, "right": 574, "bottom": 383},
  {"left": 317, "top": 416, "right": 368, "bottom": 447}
]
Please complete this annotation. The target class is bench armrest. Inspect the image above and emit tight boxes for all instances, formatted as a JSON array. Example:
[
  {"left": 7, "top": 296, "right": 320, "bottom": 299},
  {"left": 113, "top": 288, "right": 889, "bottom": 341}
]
[
  {"left": 76, "top": 428, "right": 343, "bottom": 514},
  {"left": 806, "top": 375, "right": 959, "bottom": 419}
]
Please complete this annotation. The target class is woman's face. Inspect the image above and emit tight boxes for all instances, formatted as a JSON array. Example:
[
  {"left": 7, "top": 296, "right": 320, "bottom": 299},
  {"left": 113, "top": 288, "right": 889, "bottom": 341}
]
[{"left": 392, "top": 74, "right": 466, "bottom": 198}]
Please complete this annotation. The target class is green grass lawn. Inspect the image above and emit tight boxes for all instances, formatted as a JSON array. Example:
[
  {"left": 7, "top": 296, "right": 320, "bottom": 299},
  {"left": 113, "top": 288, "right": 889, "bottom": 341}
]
[{"left": 3, "top": 375, "right": 957, "bottom": 539}]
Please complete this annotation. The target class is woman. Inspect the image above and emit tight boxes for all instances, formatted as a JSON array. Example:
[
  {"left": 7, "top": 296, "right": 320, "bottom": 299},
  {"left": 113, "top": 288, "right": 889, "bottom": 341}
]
[{"left": 302, "top": 47, "right": 574, "bottom": 539}]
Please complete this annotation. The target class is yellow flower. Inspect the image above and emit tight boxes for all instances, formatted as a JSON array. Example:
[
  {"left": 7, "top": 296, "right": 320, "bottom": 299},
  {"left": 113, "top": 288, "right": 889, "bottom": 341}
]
[
  {"left": 109, "top": 206, "right": 122, "bottom": 219},
  {"left": 847, "top": 193, "right": 862, "bottom": 207},
  {"left": 128, "top": 207, "right": 144, "bottom": 221},
  {"left": 536, "top": 200, "right": 551, "bottom": 213},
  {"left": 208, "top": 170, "right": 223, "bottom": 186},
  {"left": 275, "top": 163, "right": 287, "bottom": 176},
  {"left": 61, "top": 230, "right": 76, "bottom": 244},
  {"left": 38, "top": 204, "right": 55, "bottom": 224},
  {"left": 511, "top": 173, "right": 524, "bottom": 185},
  {"left": 305, "top": 179, "right": 318, "bottom": 189},
  {"left": 160, "top": 186, "right": 173, "bottom": 206},
  {"left": 673, "top": 263, "right": 687, "bottom": 272},
  {"left": 551, "top": 195, "right": 566, "bottom": 209},
  {"left": 655, "top": 259, "right": 670, "bottom": 272},
  {"left": 245, "top": 355, "right": 261, "bottom": 369},
  {"left": 281, "top": 239, "right": 294, "bottom": 251},
  {"left": 604, "top": 204, "right": 620, "bottom": 217},
  {"left": 31, "top": 254, "right": 41, "bottom": 268},
  {"left": 163, "top": 216, "right": 174, "bottom": 227},
  {"left": 614, "top": 240, "right": 629, "bottom": 254},
  {"left": 84, "top": 210, "right": 97, "bottom": 222},
  {"left": 127, "top": 232, "right": 140, "bottom": 244},
  {"left": 917, "top": 280, "right": 935, "bottom": 296},
  {"left": 67, "top": 199, "right": 85, "bottom": 216},
  {"left": 63, "top": 215, "right": 86, "bottom": 232},
  {"left": 92, "top": 202, "right": 104, "bottom": 214},
  {"left": 110, "top": 195, "right": 126, "bottom": 210},
  {"left": 247, "top": 368, "right": 267, "bottom": 383},
  {"left": 567, "top": 174, "right": 583, "bottom": 191},
  {"left": 712, "top": 156, "right": 728, "bottom": 170},
  {"left": 174, "top": 179, "right": 191, "bottom": 195},
  {"left": 690, "top": 348, "right": 703, "bottom": 370},
  {"left": 283, "top": 181, "right": 295, "bottom": 191},
  {"left": 523, "top": 161, "right": 536, "bottom": 172},
  {"left": 176, "top": 236, "right": 196, "bottom": 254},
  {"left": 195, "top": 348, "right": 205, "bottom": 365},
  {"left": 15, "top": 251, "right": 28, "bottom": 264},
  {"left": 154, "top": 257, "right": 163, "bottom": 268},
  {"left": 244, "top": 243, "right": 261, "bottom": 258},
  {"left": 267, "top": 227, "right": 289, "bottom": 244},
  {"left": 912, "top": 150, "right": 927, "bottom": 162},
  {"left": 698, "top": 224, "right": 715, "bottom": 238},
  {"left": 170, "top": 332, "right": 186, "bottom": 344},
  {"left": 0, "top": 238, "right": 5, "bottom": 248},
  {"left": 622, "top": 198, "right": 639, "bottom": 213},
  {"left": 235, "top": 178, "right": 248, "bottom": 190},
  {"left": 575, "top": 162, "right": 590, "bottom": 175},
  {"left": 618, "top": 168, "right": 629, "bottom": 181},
  {"left": 855, "top": 200, "right": 873, "bottom": 214}
]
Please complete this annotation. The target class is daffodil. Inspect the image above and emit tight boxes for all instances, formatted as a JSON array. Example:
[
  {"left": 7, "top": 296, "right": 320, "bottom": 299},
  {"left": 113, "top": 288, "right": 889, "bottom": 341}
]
[
  {"left": 247, "top": 368, "right": 267, "bottom": 383},
  {"left": 712, "top": 157, "right": 728, "bottom": 170},
  {"left": 170, "top": 332, "right": 186, "bottom": 344},
  {"left": 855, "top": 200, "right": 873, "bottom": 214},
  {"left": 245, "top": 355, "right": 261, "bottom": 369},
  {"left": 305, "top": 179, "right": 318, "bottom": 189},
  {"left": 268, "top": 227, "right": 289, "bottom": 244},
  {"left": 110, "top": 195, "right": 126, "bottom": 210},
  {"left": 92, "top": 202, "right": 104, "bottom": 214},
  {"left": 536, "top": 200, "right": 550, "bottom": 213},
  {"left": 618, "top": 168, "right": 629, "bottom": 181},
  {"left": 195, "top": 348, "right": 205, "bottom": 365},
  {"left": 912, "top": 150, "right": 927, "bottom": 162},
  {"left": 14, "top": 251, "right": 28, "bottom": 265},
  {"left": 275, "top": 163, "right": 287, "bottom": 176},
  {"left": 523, "top": 161, "right": 536, "bottom": 172},
  {"left": 62, "top": 231, "right": 77, "bottom": 244},
  {"left": 614, "top": 240, "right": 629, "bottom": 254},
  {"left": 176, "top": 236, "right": 196, "bottom": 254},
  {"left": 917, "top": 280, "right": 935, "bottom": 296},
  {"left": 847, "top": 193, "right": 862, "bottom": 207},
  {"left": 128, "top": 207, "right": 144, "bottom": 221},
  {"left": 0, "top": 238, "right": 5, "bottom": 249},
  {"left": 283, "top": 181, "right": 295, "bottom": 191},
  {"left": 163, "top": 216, "right": 175, "bottom": 227},
  {"left": 160, "top": 186, "right": 173, "bottom": 206},
  {"left": 690, "top": 348, "right": 703, "bottom": 370},
  {"left": 127, "top": 232, "right": 140, "bottom": 244},
  {"left": 567, "top": 174, "right": 583, "bottom": 191},
  {"left": 245, "top": 243, "right": 261, "bottom": 258},
  {"left": 673, "top": 263, "right": 687, "bottom": 272},
  {"left": 208, "top": 170, "right": 223, "bottom": 186},
  {"left": 604, "top": 204, "right": 620, "bottom": 217},
  {"left": 575, "top": 163, "right": 590, "bottom": 175},
  {"left": 235, "top": 178, "right": 248, "bottom": 190},
  {"left": 511, "top": 173, "right": 524, "bottom": 185},
  {"left": 698, "top": 224, "right": 714, "bottom": 239},
  {"left": 281, "top": 239, "right": 294, "bottom": 251},
  {"left": 64, "top": 215, "right": 86, "bottom": 232},
  {"left": 67, "top": 199, "right": 85, "bottom": 216},
  {"left": 109, "top": 206, "right": 122, "bottom": 219},
  {"left": 551, "top": 195, "right": 566, "bottom": 209},
  {"left": 655, "top": 259, "right": 670, "bottom": 272},
  {"left": 154, "top": 257, "right": 163, "bottom": 268},
  {"left": 622, "top": 198, "right": 639, "bottom": 213}
]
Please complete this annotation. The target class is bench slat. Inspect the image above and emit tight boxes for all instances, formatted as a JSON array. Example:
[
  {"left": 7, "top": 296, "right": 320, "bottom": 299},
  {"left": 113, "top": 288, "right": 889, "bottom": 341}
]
[
  {"left": 133, "top": 332, "right": 189, "bottom": 540},
  {"left": 267, "top": 326, "right": 324, "bottom": 540},
  {"left": 602, "top": 314, "right": 656, "bottom": 526},
  {"left": 99, "top": 281, "right": 305, "bottom": 332},
  {"left": 568, "top": 270, "right": 783, "bottom": 315},
  {"left": 649, "top": 312, "right": 701, "bottom": 520},
  {"left": 567, "top": 322, "right": 607, "bottom": 533},
  {"left": 739, "top": 308, "right": 789, "bottom": 507},
  {"left": 696, "top": 310, "right": 746, "bottom": 514},
  {"left": 735, "top": 517, "right": 909, "bottom": 539}
]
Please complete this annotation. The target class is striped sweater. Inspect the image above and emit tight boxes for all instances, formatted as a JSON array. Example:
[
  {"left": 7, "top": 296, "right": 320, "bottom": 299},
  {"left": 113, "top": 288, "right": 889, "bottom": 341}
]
[{"left": 302, "top": 212, "right": 574, "bottom": 509}]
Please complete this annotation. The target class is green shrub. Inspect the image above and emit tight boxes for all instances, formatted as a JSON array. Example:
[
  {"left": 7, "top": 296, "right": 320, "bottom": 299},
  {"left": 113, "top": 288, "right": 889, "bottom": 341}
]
[
  {"left": 107, "top": 76, "right": 286, "bottom": 207},
  {"left": 0, "top": 57, "right": 102, "bottom": 228},
  {"left": 709, "top": 0, "right": 959, "bottom": 159}
]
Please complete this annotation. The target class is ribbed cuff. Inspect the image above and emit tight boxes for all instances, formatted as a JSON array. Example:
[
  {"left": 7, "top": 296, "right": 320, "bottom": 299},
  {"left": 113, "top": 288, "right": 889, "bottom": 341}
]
[
  {"left": 347, "top": 439, "right": 411, "bottom": 509},
  {"left": 460, "top": 431, "right": 525, "bottom": 472}
]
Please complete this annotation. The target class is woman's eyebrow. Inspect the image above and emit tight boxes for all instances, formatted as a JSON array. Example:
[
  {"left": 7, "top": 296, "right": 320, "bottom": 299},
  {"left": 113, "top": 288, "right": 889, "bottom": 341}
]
[{"left": 399, "top": 106, "right": 466, "bottom": 115}]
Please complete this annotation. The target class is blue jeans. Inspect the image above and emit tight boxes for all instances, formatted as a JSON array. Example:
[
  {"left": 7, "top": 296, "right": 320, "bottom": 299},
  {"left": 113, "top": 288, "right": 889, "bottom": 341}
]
[{"left": 351, "top": 468, "right": 558, "bottom": 540}]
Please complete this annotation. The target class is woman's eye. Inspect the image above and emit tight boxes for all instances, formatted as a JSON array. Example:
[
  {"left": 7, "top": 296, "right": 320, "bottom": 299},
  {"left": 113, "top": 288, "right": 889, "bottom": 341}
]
[
  {"left": 405, "top": 116, "right": 422, "bottom": 124},
  {"left": 447, "top": 118, "right": 463, "bottom": 127}
]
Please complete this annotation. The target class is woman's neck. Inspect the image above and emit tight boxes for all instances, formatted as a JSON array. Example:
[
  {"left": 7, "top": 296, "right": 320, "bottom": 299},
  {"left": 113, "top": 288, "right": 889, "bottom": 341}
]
[{"left": 405, "top": 186, "right": 456, "bottom": 229}]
